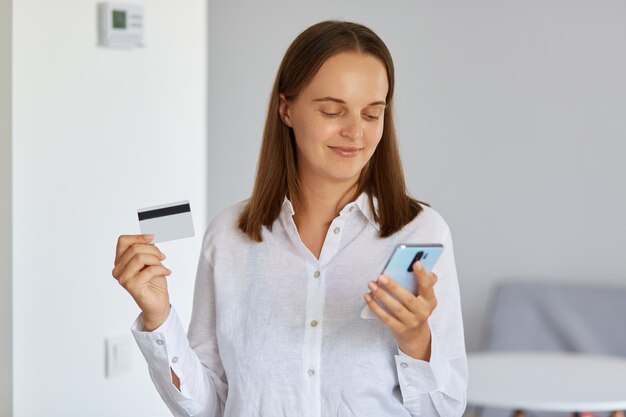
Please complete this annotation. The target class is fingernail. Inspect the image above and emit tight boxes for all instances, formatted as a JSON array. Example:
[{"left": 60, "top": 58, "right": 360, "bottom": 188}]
[
  {"left": 368, "top": 281, "right": 378, "bottom": 291},
  {"left": 167, "top": 268, "right": 172, "bottom": 274},
  {"left": 414, "top": 261, "right": 423, "bottom": 272},
  {"left": 145, "top": 234, "right": 155, "bottom": 241},
  {"left": 160, "top": 252, "right": 166, "bottom": 260},
  {"left": 364, "top": 293, "right": 372, "bottom": 302},
  {"left": 378, "top": 275, "right": 389, "bottom": 285}
]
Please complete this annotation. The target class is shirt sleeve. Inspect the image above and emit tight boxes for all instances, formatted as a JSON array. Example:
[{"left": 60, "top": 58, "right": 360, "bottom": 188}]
[
  {"left": 131, "top": 246, "right": 227, "bottom": 417},
  {"left": 394, "top": 226, "right": 468, "bottom": 417}
]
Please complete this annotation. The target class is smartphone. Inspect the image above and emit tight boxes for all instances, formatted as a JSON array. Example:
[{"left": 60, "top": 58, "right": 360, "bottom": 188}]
[{"left": 360, "top": 244, "right": 444, "bottom": 320}]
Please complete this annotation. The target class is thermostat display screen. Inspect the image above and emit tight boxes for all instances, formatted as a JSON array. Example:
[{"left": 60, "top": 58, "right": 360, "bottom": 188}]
[
  {"left": 112, "top": 10, "right": 126, "bottom": 29},
  {"left": 99, "top": 3, "right": 144, "bottom": 49}
]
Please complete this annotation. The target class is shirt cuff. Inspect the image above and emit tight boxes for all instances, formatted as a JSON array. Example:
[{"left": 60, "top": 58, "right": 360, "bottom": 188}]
[
  {"left": 131, "top": 307, "right": 194, "bottom": 394},
  {"left": 394, "top": 334, "right": 447, "bottom": 398}
]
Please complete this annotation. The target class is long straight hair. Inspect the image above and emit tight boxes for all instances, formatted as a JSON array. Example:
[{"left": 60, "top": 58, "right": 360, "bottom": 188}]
[{"left": 239, "top": 21, "right": 423, "bottom": 242}]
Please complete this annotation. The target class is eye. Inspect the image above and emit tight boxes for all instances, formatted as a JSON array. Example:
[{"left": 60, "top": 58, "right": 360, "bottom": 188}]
[
  {"left": 321, "top": 111, "right": 341, "bottom": 118},
  {"left": 363, "top": 114, "right": 380, "bottom": 121}
]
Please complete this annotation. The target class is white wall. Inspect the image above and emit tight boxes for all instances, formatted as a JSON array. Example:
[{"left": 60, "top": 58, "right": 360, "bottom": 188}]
[
  {"left": 12, "top": 1, "right": 208, "bottom": 416},
  {"left": 209, "top": 0, "right": 626, "bottom": 351},
  {"left": 394, "top": 1, "right": 626, "bottom": 349},
  {"left": 1, "top": 0, "right": 13, "bottom": 415}
]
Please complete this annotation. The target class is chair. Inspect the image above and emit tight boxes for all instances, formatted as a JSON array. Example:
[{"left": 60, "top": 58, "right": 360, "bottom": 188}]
[
  {"left": 484, "top": 281, "right": 626, "bottom": 356},
  {"left": 468, "top": 281, "right": 626, "bottom": 417}
]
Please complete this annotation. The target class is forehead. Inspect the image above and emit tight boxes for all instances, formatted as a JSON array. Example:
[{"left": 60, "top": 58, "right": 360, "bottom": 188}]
[{"left": 300, "top": 52, "right": 389, "bottom": 103}]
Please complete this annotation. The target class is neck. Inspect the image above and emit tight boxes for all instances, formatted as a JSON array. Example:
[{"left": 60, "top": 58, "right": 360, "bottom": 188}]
[{"left": 294, "top": 175, "right": 359, "bottom": 225}]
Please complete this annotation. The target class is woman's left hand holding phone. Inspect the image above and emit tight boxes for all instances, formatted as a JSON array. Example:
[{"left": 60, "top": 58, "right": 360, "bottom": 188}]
[{"left": 364, "top": 261, "right": 438, "bottom": 361}]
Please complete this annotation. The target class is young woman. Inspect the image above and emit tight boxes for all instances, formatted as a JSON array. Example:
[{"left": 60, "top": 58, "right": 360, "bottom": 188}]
[{"left": 113, "top": 20, "right": 467, "bottom": 417}]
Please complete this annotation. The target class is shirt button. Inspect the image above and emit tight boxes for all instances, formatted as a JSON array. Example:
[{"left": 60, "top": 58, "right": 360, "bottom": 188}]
[
  {"left": 349, "top": 206, "right": 355, "bottom": 213},
  {"left": 333, "top": 227, "right": 340, "bottom": 234},
  {"left": 307, "top": 369, "right": 315, "bottom": 376},
  {"left": 310, "top": 320, "right": 318, "bottom": 327},
  {"left": 400, "top": 362, "right": 408, "bottom": 369},
  {"left": 156, "top": 339, "right": 164, "bottom": 346},
  {"left": 171, "top": 356, "right": 179, "bottom": 364},
  {"left": 313, "top": 270, "right": 320, "bottom": 278}
]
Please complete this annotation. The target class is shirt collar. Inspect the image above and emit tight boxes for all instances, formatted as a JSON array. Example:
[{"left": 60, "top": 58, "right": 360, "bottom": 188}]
[
  {"left": 281, "top": 192, "right": 380, "bottom": 231},
  {"left": 281, "top": 196, "right": 295, "bottom": 217},
  {"left": 352, "top": 192, "right": 380, "bottom": 231}
]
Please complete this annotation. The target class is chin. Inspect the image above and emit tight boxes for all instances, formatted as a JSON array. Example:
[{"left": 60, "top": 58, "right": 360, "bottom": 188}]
[{"left": 327, "top": 169, "right": 363, "bottom": 185}]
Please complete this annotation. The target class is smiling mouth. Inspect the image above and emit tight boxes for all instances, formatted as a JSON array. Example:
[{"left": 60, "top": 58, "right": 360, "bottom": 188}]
[{"left": 328, "top": 146, "right": 363, "bottom": 157}]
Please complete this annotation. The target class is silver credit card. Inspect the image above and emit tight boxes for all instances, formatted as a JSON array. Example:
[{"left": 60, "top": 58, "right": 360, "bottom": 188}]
[{"left": 137, "top": 200, "right": 195, "bottom": 243}]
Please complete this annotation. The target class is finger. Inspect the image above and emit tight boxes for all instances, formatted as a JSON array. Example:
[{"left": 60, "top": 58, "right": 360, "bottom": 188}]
[
  {"left": 115, "top": 252, "right": 165, "bottom": 285},
  {"left": 125, "top": 265, "right": 172, "bottom": 292},
  {"left": 113, "top": 242, "right": 165, "bottom": 278},
  {"left": 376, "top": 274, "right": 419, "bottom": 311},
  {"left": 377, "top": 274, "right": 436, "bottom": 322},
  {"left": 376, "top": 274, "right": 429, "bottom": 320},
  {"left": 364, "top": 292, "right": 403, "bottom": 332},
  {"left": 413, "top": 261, "right": 437, "bottom": 302},
  {"left": 367, "top": 280, "right": 415, "bottom": 325},
  {"left": 115, "top": 234, "right": 155, "bottom": 264}
]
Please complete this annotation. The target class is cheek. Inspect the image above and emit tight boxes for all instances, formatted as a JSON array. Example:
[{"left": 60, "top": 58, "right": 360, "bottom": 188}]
[
  {"left": 292, "top": 123, "right": 322, "bottom": 160},
  {"left": 293, "top": 117, "right": 336, "bottom": 146},
  {"left": 366, "top": 123, "right": 384, "bottom": 147}
]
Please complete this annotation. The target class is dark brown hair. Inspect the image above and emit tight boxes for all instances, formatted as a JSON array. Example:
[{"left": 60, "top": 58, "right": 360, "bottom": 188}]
[{"left": 238, "top": 20, "right": 423, "bottom": 242}]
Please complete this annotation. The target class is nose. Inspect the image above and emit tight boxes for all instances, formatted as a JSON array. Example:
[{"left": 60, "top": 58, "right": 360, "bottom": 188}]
[{"left": 339, "top": 113, "right": 363, "bottom": 140}]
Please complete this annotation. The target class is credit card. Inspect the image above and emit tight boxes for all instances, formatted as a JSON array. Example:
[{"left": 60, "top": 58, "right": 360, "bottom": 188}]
[{"left": 137, "top": 200, "right": 195, "bottom": 243}]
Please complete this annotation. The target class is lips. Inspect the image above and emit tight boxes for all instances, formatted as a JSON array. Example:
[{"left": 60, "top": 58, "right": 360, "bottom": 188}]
[{"left": 328, "top": 146, "right": 363, "bottom": 157}]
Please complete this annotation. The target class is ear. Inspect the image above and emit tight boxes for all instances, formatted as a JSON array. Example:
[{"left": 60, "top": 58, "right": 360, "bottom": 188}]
[{"left": 278, "top": 93, "right": 293, "bottom": 127}]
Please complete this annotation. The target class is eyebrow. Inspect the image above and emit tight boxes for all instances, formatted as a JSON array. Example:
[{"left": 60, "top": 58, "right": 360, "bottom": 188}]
[{"left": 312, "top": 97, "right": 386, "bottom": 107}]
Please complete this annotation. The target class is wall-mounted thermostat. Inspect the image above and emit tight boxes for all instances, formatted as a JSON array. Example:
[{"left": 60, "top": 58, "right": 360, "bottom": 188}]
[{"left": 98, "top": 3, "right": 144, "bottom": 49}]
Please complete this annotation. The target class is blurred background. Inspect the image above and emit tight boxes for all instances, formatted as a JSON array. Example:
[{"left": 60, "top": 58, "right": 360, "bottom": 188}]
[{"left": 1, "top": 0, "right": 625, "bottom": 416}]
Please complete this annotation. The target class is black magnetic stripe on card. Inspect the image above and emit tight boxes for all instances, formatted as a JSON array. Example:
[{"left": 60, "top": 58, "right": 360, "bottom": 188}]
[{"left": 138, "top": 203, "right": 191, "bottom": 221}]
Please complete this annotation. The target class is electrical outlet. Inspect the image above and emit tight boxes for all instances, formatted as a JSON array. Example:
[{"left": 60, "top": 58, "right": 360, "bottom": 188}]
[{"left": 105, "top": 334, "right": 132, "bottom": 378}]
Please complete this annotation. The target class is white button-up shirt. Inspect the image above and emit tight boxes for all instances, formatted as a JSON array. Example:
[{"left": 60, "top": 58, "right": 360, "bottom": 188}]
[{"left": 132, "top": 194, "right": 468, "bottom": 417}]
